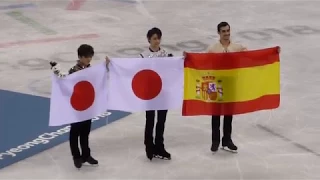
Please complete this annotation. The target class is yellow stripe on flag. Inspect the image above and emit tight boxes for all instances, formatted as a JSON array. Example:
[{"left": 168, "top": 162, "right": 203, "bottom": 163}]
[{"left": 184, "top": 62, "right": 280, "bottom": 102}]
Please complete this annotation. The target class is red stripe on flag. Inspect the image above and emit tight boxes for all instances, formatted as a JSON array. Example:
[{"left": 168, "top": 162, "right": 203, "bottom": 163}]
[
  {"left": 66, "top": 0, "right": 86, "bottom": 10},
  {"left": 184, "top": 46, "right": 280, "bottom": 70},
  {"left": 182, "top": 94, "right": 280, "bottom": 116},
  {"left": 0, "top": 34, "right": 99, "bottom": 48}
]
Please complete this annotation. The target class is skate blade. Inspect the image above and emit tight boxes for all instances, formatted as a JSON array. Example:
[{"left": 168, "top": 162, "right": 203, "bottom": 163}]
[
  {"left": 221, "top": 147, "right": 237, "bottom": 153},
  {"left": 154, "top": 155, "right": 171, "bottom": 160},
  {"left": 211, "top": 150, "right": 218, "bottom": 154},
  {"left": 211, "top": 147, "right": 219, "bottom": 153},
  {"left": 83, "top": 163, "right": 99, "bottom": 167},
  {"left": 146, "top": 154, "right": 153, "bottom": 161},
  {"left": 74, "top": 165, "right": 82, "bottom": 169}
]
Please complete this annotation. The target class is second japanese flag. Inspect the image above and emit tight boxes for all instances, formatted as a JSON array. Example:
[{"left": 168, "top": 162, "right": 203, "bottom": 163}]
[{"left": 108, "top": 57, "right": 184, "bottom": 111}]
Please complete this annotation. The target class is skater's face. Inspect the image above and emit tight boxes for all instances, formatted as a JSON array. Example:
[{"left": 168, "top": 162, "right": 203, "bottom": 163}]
[
  {"left": 149, "top": 34, "right": 161, "bottom": 47},
  {"left": 79, "top": 56, "right": 92, "bottom": 66},
  {"left": 218, "top": 25, "right": 230, "bottom": 41}
]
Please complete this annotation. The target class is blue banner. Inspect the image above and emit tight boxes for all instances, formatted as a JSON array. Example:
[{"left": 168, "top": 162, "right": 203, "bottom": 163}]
[{"left": 0, "top": 90, "right": 130, "bottom": 169}]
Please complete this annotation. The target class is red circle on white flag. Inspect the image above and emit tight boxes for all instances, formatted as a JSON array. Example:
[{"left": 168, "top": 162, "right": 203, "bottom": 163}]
[
  {"left": 70, "top": 81, "right": 95, "bottom": 111},
  {"left": 131, "top": 69, "right": 162, "bottom": 100}
]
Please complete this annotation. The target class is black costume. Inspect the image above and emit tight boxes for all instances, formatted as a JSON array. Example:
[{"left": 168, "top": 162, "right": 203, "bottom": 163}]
[
  {"left": 50, "top": 61, "right": 98, "bottom": 168},
  {"left": 139, "top": 48, "right": 172, "bottom": 160}
]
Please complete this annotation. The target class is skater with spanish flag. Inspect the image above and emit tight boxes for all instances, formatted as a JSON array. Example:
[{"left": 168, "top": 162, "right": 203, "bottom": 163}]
[{"left": 183, "top": 22, "right": 281, "bottom": 153}]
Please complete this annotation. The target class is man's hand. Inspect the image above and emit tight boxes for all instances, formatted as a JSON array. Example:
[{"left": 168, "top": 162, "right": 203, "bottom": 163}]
[
  {"left": 49, "top": 61, "right": 66, "bottom": 77},
  {"left": 50, "top": 61, "right": 61, "bottom": 75},
  {"left": 49, "top": 61, "right": 57, "bottom": 69},
  {"left": 183, "top": 51, "right": 187, "bottom": 58}
]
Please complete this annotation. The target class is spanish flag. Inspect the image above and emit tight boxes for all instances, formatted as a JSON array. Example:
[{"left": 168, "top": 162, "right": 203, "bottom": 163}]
[{"left": 183, "top": 46, "right": 280, "bottom": 116}]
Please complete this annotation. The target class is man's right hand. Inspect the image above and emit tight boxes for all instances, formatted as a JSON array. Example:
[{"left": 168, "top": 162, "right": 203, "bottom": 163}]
[{"left": 50, "top": 61, "right": 57, "bottom": 69}]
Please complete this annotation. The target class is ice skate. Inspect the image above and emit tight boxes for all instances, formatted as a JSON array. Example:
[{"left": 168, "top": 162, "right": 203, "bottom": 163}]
[
  {"left": 154, "top": 145, "right": 171, "bottom": 160},
  {"left": 221, "top": 139, "right": 238, "bottom": 153},
  {"left": 211, "top": 141, "right": 220, "bottom": 153},
  {"left": 73, "top": 158, "right": 83, "bottom": 169},
  {"left": 83, "top": 156, "right": 98, "bottom": 166},
  {"left": 145, "top": 144, "right": 154, "bottom": 161}
]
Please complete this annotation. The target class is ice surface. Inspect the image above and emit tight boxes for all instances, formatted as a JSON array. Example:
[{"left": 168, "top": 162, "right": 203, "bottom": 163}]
[{"left": 1, "top": 0, "right": 320, "bottom": 179}]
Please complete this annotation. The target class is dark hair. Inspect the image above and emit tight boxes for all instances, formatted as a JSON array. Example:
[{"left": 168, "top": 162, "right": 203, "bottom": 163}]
[
  {"left": 217, "top": 22, "right": 230, "bottom": 32},
  {"left": 77, "top": 44, "right": 94, "bottom": 58},
  {"left": 147, "top": 27, "right": 162, "bottom": 42}
]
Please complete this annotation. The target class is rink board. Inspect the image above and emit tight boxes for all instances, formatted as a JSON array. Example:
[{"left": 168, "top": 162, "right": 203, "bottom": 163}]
[{"left": 0, "top": 90, "right": 131, "bottom": 169}]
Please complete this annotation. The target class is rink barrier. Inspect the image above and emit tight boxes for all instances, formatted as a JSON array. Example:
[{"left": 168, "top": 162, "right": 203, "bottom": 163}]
[{"left": 0, "top": 89, "right": 131, "bottom": 169}]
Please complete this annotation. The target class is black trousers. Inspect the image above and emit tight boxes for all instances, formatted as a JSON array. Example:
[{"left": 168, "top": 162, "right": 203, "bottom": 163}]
[
  {"left": 69, "top": 119, "right": 92, "bottom": 159},
  {"left": 211, "top": 115, "right": 233, "bottom": 143},
  {"left": 144, "top": 110, "right": 168, "bottom": 147}
]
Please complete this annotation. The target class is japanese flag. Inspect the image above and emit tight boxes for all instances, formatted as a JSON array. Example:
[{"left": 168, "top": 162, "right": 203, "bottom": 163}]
[
  {"left": 49, "top": 62, "right": 108, "bottom": 126},
  {"left": 107, "top": 57, "right": 184, "bottom": 111}
]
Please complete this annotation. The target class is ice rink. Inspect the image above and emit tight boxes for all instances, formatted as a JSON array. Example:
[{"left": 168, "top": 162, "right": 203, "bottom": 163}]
[{"left": 1, "top": 0, "right": 320, "bottom": 179}]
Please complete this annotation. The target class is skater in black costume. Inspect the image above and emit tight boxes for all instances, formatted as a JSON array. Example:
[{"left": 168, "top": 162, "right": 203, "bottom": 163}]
[
  {"left": 139, "top": 27, "right": 172, "bottom": 160},
  {"left": 50, "top": 44, "right": 110, "bottom": 168},
  {"left": 206, "top": 22, "right": 248, "bottom": 153}
]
